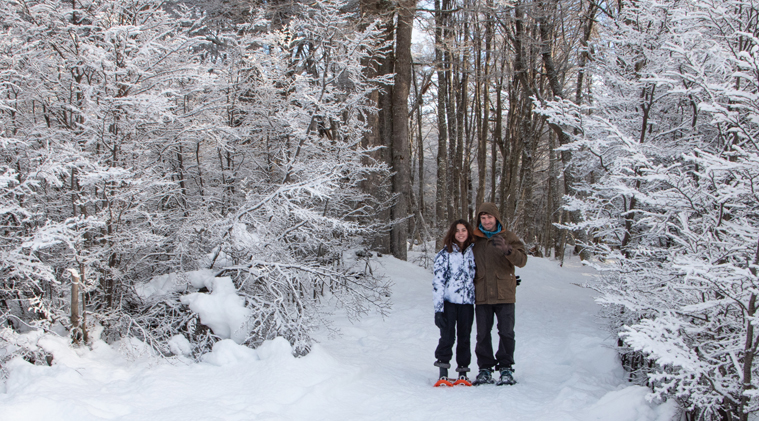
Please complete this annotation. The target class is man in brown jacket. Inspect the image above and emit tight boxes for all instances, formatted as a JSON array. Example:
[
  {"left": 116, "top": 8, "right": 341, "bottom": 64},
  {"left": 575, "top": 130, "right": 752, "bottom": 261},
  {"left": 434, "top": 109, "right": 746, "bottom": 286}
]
[{"left": 471, "top": 202, "right": 527, "bottom": 386}]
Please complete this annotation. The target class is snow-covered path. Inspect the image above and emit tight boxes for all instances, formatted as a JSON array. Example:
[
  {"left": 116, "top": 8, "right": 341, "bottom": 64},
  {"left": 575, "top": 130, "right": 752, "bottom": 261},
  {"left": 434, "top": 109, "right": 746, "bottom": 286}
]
[
  {"left": 0, "top": 255, "right": 676, "bottom": 420},
  {"left": 309, "top": 254, "right": 674, "bottom": 421}
]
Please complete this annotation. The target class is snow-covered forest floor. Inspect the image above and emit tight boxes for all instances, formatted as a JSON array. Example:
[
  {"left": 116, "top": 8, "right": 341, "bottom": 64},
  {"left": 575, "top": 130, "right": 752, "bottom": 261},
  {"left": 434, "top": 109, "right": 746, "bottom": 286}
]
[{"left": 0, "top": 254, "right": 677, "bottom": 420}]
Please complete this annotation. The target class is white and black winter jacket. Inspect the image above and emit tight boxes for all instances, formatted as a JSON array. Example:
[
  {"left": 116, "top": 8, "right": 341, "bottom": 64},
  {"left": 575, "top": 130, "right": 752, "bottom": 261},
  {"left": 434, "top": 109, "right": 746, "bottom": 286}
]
[{"left": 432, "top": 243, "right": 476, "bottom": 313}]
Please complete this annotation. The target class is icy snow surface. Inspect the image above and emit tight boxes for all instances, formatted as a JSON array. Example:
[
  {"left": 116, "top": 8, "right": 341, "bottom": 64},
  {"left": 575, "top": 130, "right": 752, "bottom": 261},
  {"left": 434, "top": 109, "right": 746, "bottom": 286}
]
[{"left": 0, "top": 254, "right": 677, "bottom": 420}]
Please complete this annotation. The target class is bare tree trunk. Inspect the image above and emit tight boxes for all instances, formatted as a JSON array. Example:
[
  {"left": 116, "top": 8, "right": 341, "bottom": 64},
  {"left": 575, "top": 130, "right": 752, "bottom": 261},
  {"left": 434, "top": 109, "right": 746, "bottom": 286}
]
[
  {"left": 538, "top": 0, "right": 593, "bottom": 261},
  {"left": 360, "top": 0, "right": 395, "bottom": 254},
  {"left": 489, "top": 4, "right": 502, "bottom": 205},
  {"left": 457, "top": 19, "right": 470, "bottom": 221},
  {"left": 474, "top": 73, "right": 484, "bottom": 210},
  {"left": 498, "top": 67, "right": 512, "bottom": 217},
  {"left": 740, "top": 292, "right": 757, "bottom": 421},
  {"left": 463, "top": 81, "right": 475, "bottom": 222},
  {"left": 474, "top": 8, "right": 486, "bottom": 211},
  {"left": 434, "top": 0, "right": 448, "bottom": 233},
  {"left": 390, "top": 0, "right": 416, "bottom": 260},
  {"left": 489, "top": 113, "right": 498, "bottom": 204},
  {"left": 740, "top": 239, "right": 759, "bottom": 419},
  {"left": 575, "top": 0, "right": 596, "bottom": 106},
  {"left": 445, "top": 7, "right": 458, "bottom": 222},
  {"left": 517, "top": 100, "right": 534, "bottom": 236},
  {"left": 545, "top": 129, "right": 557, "bottom": 258},
  {"left": 67, "top": 268, "right": 86, "bottom": 344},
  {"left": 505, "top": 1, "right": 531, "bottom": 227},
  {"left": 504, "top": 80, "right": 522, "bottom": 224},
  {"left": 70, "top": 278, "right": 79, "bottom": 332},
  {"left": 476, "top": 0, "right": 493, "bottom": 211},
  {"left": 412, "top": 65, "right": 426, "bottom": 235}
]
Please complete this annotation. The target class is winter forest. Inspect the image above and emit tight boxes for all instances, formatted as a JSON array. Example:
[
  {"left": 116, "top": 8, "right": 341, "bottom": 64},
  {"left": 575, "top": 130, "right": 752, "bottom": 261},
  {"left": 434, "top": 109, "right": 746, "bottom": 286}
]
[{"left": 0, "top": 0, "right": 758, "bottom": 419}]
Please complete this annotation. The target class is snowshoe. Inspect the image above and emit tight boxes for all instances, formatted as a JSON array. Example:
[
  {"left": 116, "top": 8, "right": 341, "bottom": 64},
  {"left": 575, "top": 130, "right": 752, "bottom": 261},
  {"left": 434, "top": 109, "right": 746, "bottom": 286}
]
[
  {"left": 452, "top": 374, "right": 472, "bottom": 386},
  {"left": 452, "top": 367, "right": 472, "bottom": 386},
  {"left": 433, "top": 377, "right": 454, "bottom": 387},
  {"left": 433, "top": 365, "right": 454, "bottom": 387},
  {"left": 495, "top": 368, "right": 516, "bottom": 386},
  {"left": 472, "top": 368, "right": 495, "bottom": 386}
]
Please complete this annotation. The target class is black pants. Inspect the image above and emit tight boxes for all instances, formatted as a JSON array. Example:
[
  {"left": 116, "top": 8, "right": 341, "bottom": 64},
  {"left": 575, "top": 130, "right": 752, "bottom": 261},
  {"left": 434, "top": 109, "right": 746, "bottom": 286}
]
[
  {"left": 434, "top": 301, "right": 475, "bottom": 369},
  {"left": 475, "top": 303, "right": 515, "bottom": 370}
]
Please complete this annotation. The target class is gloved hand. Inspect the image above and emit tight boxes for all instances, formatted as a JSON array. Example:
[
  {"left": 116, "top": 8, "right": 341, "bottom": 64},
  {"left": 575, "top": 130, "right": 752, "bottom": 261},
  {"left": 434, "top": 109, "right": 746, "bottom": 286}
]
[
  {"left": 491, "top": 236, "right": 513, "bottom": 256},
  {"left": 435, "top": 312, "right": 447, "bottom": 330}
]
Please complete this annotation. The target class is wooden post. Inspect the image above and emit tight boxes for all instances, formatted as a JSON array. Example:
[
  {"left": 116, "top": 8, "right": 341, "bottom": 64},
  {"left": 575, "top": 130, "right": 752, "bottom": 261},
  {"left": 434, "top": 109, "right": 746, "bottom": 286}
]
[{"left": 67, "top": 269, "right": 81, "bottom": 344}]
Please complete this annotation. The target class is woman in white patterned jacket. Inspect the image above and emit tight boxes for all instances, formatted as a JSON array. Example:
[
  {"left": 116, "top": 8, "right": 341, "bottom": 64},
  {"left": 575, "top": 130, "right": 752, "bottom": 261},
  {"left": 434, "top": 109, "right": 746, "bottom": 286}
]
[{"left": 432, "top": 219, "right": 476, "bottom": 386}]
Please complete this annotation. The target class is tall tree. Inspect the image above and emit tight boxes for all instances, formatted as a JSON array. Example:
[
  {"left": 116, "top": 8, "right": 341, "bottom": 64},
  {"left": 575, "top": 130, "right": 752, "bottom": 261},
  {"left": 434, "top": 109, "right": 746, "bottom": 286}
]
[
  {"left": 434, "top": 0, "right": 450, "bottom": 231},
  {"left": 359, "top": 0, "right": 416, "bottom": 260},
  {"left": 539, "top": 0, "right": 759, "bottom": 417},
  {"left": 389, "top": 0, "right": 416, "bottom": 260}
]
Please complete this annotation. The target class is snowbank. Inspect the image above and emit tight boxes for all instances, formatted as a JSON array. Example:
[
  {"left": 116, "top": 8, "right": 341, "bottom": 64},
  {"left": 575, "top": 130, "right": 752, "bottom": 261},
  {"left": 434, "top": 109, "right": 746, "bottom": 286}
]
[
  {"left": 180, "top": 276, "right": 251, "bottom": 344},
  {"left": 0, "top": 255, "right": 676, "bottom": 420}
]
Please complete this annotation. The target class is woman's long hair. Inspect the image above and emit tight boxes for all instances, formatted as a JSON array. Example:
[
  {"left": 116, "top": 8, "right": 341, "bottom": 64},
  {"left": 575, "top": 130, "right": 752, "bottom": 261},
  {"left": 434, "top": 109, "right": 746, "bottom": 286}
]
[{"left": 442, "top": 219, "right": 474, "bottom": 253}]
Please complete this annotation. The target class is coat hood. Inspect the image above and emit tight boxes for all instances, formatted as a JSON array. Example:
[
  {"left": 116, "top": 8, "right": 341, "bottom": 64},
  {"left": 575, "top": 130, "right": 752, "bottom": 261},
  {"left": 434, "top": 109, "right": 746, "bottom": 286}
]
[{"left": 474, "top": 202, "right": 503, "bottom": 237}]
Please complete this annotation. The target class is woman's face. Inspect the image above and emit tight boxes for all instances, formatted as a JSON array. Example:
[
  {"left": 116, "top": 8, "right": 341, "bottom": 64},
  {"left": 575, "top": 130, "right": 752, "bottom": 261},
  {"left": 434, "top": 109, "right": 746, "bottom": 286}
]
[{"left": 454, "top": 224, "right": 469, "bottom": 245}]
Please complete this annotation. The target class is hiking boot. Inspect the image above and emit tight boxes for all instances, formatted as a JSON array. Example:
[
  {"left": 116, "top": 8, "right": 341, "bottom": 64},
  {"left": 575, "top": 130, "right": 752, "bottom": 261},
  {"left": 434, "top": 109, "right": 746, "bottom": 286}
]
[
  {"left": 438, "top": 366, "right": 449, "bottom": 379},
  {"left": 446, "top": 366, "right": 469, "bottom": 386},
  {"left": 496, "top": 367, "right": 516, "bottom": 386},
  {"left": 472, "top": 368, "right": 494, "bottom": 385},
  {"left": 433, "top": 365, "right": 453, "bottom": 387}
]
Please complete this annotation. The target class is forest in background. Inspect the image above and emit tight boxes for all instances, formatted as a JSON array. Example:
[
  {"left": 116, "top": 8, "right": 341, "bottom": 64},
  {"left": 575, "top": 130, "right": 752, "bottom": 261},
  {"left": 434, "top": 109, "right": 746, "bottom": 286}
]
[{"left": 1, "top": 0, "right": 758, "bottom": 419}]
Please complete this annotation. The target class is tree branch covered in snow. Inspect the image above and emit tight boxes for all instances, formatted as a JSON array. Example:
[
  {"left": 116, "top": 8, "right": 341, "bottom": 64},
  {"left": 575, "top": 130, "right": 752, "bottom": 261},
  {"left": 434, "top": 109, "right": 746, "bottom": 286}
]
[
  {"left": 0, "top": 0, "right": 392, "bottom": 364},
  {"left": 538, "top": 0, "right": 759, "bottom": 418}
]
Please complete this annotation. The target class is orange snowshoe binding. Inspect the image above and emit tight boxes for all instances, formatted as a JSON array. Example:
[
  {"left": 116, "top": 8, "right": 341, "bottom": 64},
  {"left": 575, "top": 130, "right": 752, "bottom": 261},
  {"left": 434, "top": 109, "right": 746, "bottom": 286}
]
[{"left": 433, "top": 362, "right": 454, "bottom": 387}]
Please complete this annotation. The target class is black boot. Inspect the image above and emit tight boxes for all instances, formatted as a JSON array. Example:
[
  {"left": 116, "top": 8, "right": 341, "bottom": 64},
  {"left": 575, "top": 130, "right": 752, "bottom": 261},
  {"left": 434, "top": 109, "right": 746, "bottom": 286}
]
[
  {"left": 433, "top": 361, "right": 453, "bottom": 387},
  {"left": 453, "top": 367, "right": 472, "bottom": 386}
]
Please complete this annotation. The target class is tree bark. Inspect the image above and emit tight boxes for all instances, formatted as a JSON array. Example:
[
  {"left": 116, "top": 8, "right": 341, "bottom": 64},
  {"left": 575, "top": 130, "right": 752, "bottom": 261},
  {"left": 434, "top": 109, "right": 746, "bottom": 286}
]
[
  {"left": 474, "top": 8, "right": 487, "bottom": 211},
  {"left": 359, "top": 0, "right": 394, "bottom": 254},
  {"left": 537, "top": 0, "right": 593, "bottom": 260},
  {"left": 411, "top": 65, "right": 426, "bottom": 237},
  {"left": 545, "top": 129, "right": 557, "bottom": 257},
  {"left": 389, "top": 0, "right": 416, "bottom": 260},
  {"left": 444, "top": 6, "right": 458, "bottom": 222},
  {"left": 740, "top": 293, "right": 757, "bottom": 421},
  {"left": 476, "top": 0, "right": 493, "bottom": 211},
  {"left": 457, "top": 18, "right": 470, "bottom": 221},
  {"left": 435, "top": 0, "right": 448, "bottom": 232}
]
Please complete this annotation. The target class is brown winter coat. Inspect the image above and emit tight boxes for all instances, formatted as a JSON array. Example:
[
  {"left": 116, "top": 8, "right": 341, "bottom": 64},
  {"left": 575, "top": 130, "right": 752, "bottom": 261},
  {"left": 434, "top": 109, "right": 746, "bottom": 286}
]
[{"left": 472, "top": 202, "right": 528, "bottom": 304}]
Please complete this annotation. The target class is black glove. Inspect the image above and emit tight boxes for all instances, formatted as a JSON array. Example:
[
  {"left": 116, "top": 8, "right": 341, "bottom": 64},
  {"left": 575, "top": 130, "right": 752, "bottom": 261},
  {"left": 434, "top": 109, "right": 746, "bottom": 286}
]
[
  {"left": 435, "top": 312, "right": 447, "bottom": 330},
  {"left": 492, "top": 236, "right": 513, "bottom": 256},
  {"left": 516, "top": 275, "right": 521, "bottom": 286}
]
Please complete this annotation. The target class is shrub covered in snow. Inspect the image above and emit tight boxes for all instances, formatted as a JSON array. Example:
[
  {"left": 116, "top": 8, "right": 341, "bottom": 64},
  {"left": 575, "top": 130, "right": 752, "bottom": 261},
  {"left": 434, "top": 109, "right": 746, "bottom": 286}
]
[
  {"left": 0, "top": 0, "right": 390, "bottom": 365},
  {"left": 537, "top": 0, "right": 759, "bottom": 418}
]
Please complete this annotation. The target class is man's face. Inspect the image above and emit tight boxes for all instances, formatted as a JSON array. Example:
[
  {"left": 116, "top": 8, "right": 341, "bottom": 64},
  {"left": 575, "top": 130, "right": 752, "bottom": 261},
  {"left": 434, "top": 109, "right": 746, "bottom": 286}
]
[{"left": 480, "top": 213, "right": 497, "bottom": 232}]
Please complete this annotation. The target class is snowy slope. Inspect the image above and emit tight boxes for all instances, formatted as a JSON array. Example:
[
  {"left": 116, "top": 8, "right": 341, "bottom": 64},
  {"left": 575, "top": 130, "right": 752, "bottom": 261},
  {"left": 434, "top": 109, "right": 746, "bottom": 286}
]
[{"left": 0, "top": 255, "right": 677, "bottom": 421}]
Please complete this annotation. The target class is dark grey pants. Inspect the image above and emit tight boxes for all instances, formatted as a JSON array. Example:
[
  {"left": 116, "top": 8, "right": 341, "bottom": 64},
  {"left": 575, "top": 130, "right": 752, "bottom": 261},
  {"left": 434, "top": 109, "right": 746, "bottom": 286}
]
[
  {"left": 434, "top": 301, "right": 475, "bottom": 369},
  {"left": 475, "top": 303, "right": 515, "bottom": 370}
]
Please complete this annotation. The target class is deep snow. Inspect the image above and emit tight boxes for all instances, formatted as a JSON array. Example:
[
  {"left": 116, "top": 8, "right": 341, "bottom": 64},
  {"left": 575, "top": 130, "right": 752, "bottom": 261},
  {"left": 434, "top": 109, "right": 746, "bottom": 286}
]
[{"left": 0, "top": 254, "right": 677, "bottom": 420}]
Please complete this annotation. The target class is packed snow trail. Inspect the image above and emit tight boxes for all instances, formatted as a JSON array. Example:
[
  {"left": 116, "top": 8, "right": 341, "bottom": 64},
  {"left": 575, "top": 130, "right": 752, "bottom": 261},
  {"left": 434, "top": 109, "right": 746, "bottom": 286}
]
[
  {"left": 0, "top": 255, "right": 676, "bottom": 421},
  {"left": 310, "top": 254, "right": 675, "bottom": 420}
]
